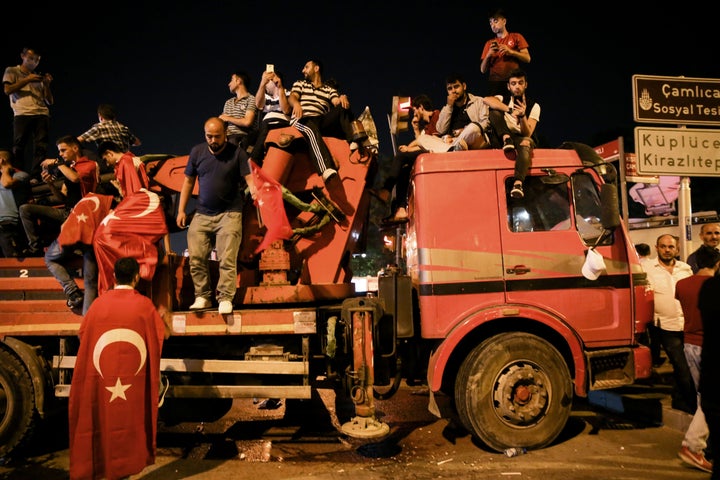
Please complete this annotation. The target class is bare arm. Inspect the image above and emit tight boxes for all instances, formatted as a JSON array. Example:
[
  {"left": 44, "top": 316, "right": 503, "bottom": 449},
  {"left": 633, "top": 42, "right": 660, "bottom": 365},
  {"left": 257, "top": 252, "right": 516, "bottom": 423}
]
[
  {"left": 3, "top": 74, "right": 42, "bottom": 95},
  {"left": 176, "top": 176, "right": 196, "bottom": 229},
  {"left": 255, "top": 71, "right": 272, "bottom": 110}
]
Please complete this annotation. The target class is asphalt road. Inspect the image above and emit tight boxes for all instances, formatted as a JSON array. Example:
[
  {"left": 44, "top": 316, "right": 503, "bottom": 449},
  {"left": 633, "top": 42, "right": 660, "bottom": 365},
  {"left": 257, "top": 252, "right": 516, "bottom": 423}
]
[{"left": 0, "top": 380, "right": 709, "bottom": 480}]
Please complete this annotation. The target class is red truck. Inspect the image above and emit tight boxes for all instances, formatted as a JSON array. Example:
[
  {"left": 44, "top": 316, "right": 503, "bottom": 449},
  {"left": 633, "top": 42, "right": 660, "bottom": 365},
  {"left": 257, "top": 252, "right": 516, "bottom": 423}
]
[{"left": 0, "top": 126, "right": 652, "bottom": 459}]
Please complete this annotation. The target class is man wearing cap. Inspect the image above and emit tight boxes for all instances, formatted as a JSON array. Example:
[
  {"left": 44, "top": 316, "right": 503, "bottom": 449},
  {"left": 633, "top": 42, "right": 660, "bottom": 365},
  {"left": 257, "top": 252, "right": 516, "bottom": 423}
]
[{"left": 644, "top": 234, "right": 696, "bottom": 414}]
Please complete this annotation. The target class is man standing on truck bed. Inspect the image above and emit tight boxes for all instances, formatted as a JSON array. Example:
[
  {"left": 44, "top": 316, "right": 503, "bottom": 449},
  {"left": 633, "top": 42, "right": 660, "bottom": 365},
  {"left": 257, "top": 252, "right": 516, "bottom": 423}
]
[{"left": 176, "top": 117, "right": 255, "bottom": 315}]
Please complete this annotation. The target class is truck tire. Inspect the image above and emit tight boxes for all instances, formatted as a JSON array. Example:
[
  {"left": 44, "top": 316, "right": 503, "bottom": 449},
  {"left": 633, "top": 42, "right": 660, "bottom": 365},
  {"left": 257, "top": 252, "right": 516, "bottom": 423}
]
[
  {"left": 455, "top": 332, "right": 573, "bottom": 452},
  {"left": 0, "top": 348, "right": 37, "bottom": 459}
]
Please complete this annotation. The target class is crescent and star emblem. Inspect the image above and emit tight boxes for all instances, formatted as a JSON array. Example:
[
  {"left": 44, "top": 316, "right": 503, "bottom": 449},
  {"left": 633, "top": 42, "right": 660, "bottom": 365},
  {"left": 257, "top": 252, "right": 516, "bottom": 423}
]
[
  {"left": 129, "top": 189, "right": 161, "bottom": 218},
  {"left": 92, "top": 328, "right": 147, "bottom": 402},
  {"left": 75, "top": 195, "right": 101, "bottom": 211}
]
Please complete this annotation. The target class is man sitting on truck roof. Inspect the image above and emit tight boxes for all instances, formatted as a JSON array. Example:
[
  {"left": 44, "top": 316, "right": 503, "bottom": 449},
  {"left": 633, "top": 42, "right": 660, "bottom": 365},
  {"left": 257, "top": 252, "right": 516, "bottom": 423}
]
[
  {"left": 483, "top": 68, "right": 540, "bottom": 199},
  {"left": 417, "top": 73, "right": 490, "bottom": 153}
]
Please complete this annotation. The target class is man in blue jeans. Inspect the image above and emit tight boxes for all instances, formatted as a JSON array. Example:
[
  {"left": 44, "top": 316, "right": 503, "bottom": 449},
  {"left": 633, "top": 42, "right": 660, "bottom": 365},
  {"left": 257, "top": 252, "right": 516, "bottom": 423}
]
[{"left": 45, "top": 193, "right": 113, "bottom": 313}]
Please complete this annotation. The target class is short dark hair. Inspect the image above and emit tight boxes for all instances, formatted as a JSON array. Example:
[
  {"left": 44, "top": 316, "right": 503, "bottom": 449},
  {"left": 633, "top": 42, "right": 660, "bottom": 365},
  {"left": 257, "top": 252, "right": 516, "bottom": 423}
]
[
  {"left": 232, "top": 71, "right": 251, "bottom": 91},
  {"left": 411, "top": 94, "right": 433, "bottom": 111},
  {"left": 507, "top": 68, "right": 527, "bottom": 81},
  {"left": 97, "top": 104, "right": 117, "bottom": 121},
  {"left": 308, "top": 59, "right": 324, "bottom": 74},
  {"left": 489, "top": 8, "right": 507, "bottom": 19},
  {"left": 635, "top": 243, "right": 650, "bottom": 257},
  {"left": 696, "top": 245, "right": 720, "bottom": 270},
  {"left": 114, "top": 257, "right": 140, "bottom": 285},
  {"left": 97, "top": 141, "right": 122, "bottom": 157},
  {"left": 56, "top": 135, "right": 80, "bottom": 148},
  {"left": 445, "top": 73, "right": 466, "bottom": 85}
]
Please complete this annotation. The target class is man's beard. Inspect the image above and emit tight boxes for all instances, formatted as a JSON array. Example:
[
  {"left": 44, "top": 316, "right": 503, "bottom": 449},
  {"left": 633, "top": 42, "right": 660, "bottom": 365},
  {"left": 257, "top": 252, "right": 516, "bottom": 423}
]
[{"left": 208, "top": 142, "right": 226, "bottom": 154}]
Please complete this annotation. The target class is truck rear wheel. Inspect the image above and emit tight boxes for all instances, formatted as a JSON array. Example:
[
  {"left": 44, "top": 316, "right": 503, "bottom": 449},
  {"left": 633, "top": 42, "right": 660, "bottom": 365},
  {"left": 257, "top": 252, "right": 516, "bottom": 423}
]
[
  {"left": 455, "top": 332, "right": 573, "bottom": 452},
  {"left": 0, "top": 348, "right": 37, "bottom": 459}
]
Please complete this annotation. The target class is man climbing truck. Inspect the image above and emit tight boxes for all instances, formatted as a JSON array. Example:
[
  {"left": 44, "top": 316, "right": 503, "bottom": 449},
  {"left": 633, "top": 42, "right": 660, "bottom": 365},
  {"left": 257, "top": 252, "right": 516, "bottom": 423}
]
[{"left": 0, "top": 118, "right": 652, "bottom": 459}]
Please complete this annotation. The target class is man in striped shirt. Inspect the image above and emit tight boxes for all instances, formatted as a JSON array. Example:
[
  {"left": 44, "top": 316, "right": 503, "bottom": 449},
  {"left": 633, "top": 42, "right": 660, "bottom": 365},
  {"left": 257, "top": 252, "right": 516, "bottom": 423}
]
[
  {"left": 289, "top": 59, "right": 355, "bottom": 183},
  {"left": 219, "top": 71, "right": 258, "bottom": 152}
]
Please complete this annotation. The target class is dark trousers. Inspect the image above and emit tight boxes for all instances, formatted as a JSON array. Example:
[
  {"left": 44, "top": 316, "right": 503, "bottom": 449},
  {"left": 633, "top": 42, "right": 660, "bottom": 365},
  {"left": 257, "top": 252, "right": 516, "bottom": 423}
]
[
  {"left": 250, "top": 118, "right": 290, "bottom": 165},
  {"left": 659, "top": 328, "right": 697, "bottom": 414},
  {"left": 0, "top": 221, "right": 26, "bottom": 257},
  {"left": 13, "top": 115, "right": 49, "bottom": 179},
  {"left": 293, "top": 106, "right": 354, "bottom": 175},
  {"left": 487, "top": 109, "right": 532, "bottom": 182},
  {"left": 383, "top": 150, "right": 421, "bottom": 209},
  {"left": 702, "top": 392, "right": 720, "bottom": 478}
]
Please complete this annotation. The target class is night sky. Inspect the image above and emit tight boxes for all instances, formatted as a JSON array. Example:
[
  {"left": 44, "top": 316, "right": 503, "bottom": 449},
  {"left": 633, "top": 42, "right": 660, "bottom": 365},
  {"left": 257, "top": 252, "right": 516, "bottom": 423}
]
[{"left": 2, "top": 2, "right": 719, "bottom": 169}]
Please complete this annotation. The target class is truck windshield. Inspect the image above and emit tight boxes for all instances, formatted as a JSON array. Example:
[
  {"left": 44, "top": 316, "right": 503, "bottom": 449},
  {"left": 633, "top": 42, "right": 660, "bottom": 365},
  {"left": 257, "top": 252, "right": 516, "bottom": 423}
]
[
  {"left": 507, "top": 177, "right": 571, "bottom": 232},
  {"left": 506, "top": 173, "right": 605, "bottom": 245}
]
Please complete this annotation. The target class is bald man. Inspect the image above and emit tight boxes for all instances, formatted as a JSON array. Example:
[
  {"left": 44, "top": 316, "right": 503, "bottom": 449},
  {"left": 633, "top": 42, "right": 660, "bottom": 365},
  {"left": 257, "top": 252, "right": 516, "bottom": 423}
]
[
  {"left": 687, "top": 223, "right": 720, "bottom": 273},
  {"left": 176, "top": 117, "right": 255, "bottom": 315}
]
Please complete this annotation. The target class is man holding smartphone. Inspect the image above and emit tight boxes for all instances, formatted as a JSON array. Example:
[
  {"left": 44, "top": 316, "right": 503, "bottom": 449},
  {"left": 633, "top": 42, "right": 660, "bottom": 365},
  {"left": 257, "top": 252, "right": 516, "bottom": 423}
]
[
  {"left": 483, "top": 68, "right": 540, "bottom": 199},
  {"left": 480, "top": 8, "right": 531, "bottom": 96}
]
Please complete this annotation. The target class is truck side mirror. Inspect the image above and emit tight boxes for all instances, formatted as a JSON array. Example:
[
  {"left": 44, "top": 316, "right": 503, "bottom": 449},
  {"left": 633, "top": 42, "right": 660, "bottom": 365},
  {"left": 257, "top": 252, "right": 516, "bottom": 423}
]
[{"left": 600, "top": 184, "right": 621, "bottom": 229}]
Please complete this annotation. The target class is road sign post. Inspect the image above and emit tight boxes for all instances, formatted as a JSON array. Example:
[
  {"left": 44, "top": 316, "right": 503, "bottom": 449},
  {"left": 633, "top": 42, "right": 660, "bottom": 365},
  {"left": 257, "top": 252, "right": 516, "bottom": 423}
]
[{"left": 632, "top": 74, "right": 720, "bottom": 257}]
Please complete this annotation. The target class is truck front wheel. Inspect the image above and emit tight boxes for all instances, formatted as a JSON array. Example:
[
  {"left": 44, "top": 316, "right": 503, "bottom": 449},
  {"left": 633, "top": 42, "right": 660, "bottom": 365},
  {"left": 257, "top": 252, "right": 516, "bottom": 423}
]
[
  {"left": 455, "top": 332, "right": 573, "bottom": 452},
  {"left": 0, "top": 348, "right": 37, "bottom": 459}
]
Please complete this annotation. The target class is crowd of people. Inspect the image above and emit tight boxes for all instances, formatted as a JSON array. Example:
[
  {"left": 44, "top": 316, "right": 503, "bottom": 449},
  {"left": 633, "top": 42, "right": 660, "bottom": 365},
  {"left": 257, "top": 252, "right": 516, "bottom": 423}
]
[
  {"left": 7, "top": 7, "right": 719, "bottom": 479},
  {"left": 638, "top": 223, "right": 720, "bottom": 475}
]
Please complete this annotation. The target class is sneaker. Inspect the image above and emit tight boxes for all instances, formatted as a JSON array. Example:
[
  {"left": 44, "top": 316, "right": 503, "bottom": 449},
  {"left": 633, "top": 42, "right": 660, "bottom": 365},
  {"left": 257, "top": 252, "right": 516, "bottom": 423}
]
[
  {"left": 678, "top": 446, "right": 713, "bottom": 473},
  {"left": 510, "top": 182, "right": 524, "bottom": 199},
  {"left": 158, "top": 375, "right": 170, "bottom": 407},
  {"left": 322, "top": 168, "right": 338, "bottom": 182},
  {"left": 66, "top": 291, "right": 84, "bottom": 309},
  {"left": 189, "top": 297, "right": 212, "bottom": 310},
  {"left": 502, "top": 137, "right": 516, "bottom": 154},
  {"left": 349, "top": 142, "right": 359, "bottom": 152},
  {"left": 218, "top": 300, "right": 233, "bottom": 315}
]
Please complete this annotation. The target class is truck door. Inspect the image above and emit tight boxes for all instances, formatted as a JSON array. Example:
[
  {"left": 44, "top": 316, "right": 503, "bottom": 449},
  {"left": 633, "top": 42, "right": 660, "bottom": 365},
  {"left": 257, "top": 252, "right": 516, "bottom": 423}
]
[{"left": 498, "top": 171, "right": 633, "bottom": 344}]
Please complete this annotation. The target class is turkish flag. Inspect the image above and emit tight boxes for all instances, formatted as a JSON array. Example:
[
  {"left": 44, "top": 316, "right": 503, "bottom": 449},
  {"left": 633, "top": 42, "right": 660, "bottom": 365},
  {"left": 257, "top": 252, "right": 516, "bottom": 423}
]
[
  {"left": 69, "top": 288, "right": 165, "bottom": 480},
  {"left": 94, "top": 189, "right": 169, "bottom": 295},
  {"left": 250, "top": 160, "right": 292, "bottom": 254},
  {"left": 57, "top": 193, "right": 114, "bottom": 247},
  {"left": 115, "top": 153, "right": 150, "bottom": 198}
]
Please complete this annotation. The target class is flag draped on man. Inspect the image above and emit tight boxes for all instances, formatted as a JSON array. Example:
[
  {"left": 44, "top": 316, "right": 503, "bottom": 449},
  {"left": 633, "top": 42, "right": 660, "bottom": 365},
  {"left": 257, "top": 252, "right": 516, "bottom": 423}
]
[
  {"left": 68, "top": 287, "right": 165, "bottom": 480},
  {"left": 250, "top": 160, "right": 292, "bottom": 253},
  {"left": 57, "top": 193, "right": 114, "bottom": 247},
  {"left": 94, "top": 189, "right": 168, "bottom": 295}
]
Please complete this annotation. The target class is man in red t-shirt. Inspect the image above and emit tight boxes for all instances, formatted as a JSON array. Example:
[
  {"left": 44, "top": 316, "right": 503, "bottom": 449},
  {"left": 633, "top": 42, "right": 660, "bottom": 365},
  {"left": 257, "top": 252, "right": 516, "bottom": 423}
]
[
  {"left": 480, "top": 8, "right": 531, "bottom": 96},
  {"left": 675, "top": 245, "right": 720, "bottom": 473}
]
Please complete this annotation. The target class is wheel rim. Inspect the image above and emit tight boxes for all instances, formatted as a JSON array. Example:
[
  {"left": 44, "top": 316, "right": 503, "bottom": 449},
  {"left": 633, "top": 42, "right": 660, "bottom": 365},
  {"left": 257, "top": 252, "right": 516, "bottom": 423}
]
[{"left": 492, "top": 360, "right": 551, "bottom": 427}]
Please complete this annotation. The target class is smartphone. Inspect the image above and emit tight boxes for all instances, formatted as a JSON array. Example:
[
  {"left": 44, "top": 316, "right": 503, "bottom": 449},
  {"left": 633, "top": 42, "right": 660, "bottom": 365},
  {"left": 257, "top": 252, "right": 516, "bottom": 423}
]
[{"left": 266, "top": 64, "right": 274, "bottom": 73}]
